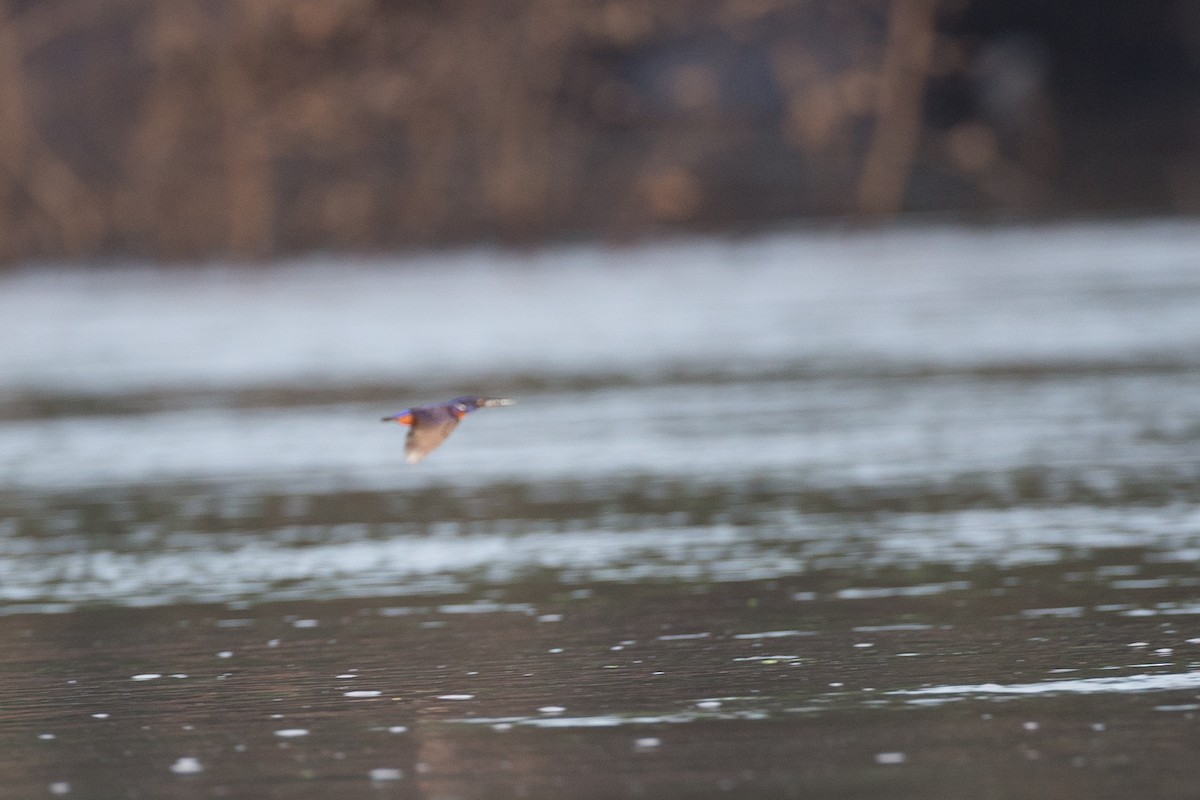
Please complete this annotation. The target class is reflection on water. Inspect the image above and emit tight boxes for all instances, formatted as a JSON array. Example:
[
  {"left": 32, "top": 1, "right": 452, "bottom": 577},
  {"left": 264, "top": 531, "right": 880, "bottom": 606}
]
[
  {"left": 4, "top": 583, "right": 1200, "bottom": 799},
  {"left": 2, "top": 221, "right": 1200, "bottom": 797},
  {"left": 3, "top": 496, "right": 1200, "bottom": 612}
]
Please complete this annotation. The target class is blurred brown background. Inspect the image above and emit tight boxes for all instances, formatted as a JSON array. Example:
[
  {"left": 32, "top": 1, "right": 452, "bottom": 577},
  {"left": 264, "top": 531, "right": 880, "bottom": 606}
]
[{"left": 0, "top": 0, "right": 1197, "bottom": 262}]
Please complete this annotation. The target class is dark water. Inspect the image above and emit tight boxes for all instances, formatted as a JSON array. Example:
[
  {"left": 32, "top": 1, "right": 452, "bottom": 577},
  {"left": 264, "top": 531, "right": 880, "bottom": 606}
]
[{"left": 2, "top": 222, "right": 1200, "bottom": 798}]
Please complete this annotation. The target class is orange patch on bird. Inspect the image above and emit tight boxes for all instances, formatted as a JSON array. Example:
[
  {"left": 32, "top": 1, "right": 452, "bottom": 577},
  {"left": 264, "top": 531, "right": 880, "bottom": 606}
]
[{"left": 394, "top": 412, "right": 414, "bottom": 425}]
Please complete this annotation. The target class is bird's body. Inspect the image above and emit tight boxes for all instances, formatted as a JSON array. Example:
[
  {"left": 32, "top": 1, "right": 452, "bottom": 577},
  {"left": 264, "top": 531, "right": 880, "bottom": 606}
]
[{"left": 382, "top": 396, "right": 513, "bottom": 463}]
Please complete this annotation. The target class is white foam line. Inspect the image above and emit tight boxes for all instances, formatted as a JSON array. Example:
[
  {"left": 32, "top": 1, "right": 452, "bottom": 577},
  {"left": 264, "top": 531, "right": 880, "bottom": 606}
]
[
  {"left": 891, "top": 670, "right": 1200, "bottom": 697},
  {"left": 450, "top": 710, "right": 770, "bottom": 729},
  {"left": 732, "top": 630, "right": 817, "bottom": 640}
]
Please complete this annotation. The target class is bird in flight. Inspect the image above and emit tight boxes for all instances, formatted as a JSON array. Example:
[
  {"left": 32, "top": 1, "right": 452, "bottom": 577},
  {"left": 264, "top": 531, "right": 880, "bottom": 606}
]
[{"left": 382, "top": 396, "right": 514, "bottom": 463}]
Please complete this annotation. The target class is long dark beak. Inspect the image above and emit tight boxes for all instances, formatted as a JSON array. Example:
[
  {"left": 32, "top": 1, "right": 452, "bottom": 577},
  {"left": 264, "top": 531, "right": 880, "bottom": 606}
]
[{"left": 481, "top": 398, "right": 515, "bottom": 407}]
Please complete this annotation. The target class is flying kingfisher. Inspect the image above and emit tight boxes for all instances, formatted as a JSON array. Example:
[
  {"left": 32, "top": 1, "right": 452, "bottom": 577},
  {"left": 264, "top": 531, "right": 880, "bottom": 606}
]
[{"left": 381, "top": 396, "right": 514, "bottom": 463}]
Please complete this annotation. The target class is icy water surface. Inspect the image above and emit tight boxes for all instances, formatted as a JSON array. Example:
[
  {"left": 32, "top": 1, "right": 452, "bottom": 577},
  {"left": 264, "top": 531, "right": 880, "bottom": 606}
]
[{"left": 2, "top": 221, "right": 1200, "bottom": 798}]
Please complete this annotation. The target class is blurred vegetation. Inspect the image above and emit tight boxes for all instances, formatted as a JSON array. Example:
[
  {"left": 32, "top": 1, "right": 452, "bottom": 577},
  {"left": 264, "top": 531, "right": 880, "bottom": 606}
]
[{"left": 0, "top": 0, "right": 1197, "bottom": 262}]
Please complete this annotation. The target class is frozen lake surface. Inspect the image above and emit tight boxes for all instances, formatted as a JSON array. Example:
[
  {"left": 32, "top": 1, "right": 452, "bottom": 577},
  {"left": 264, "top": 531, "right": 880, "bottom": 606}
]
[{"left": 1, "top": 220, "right": 1200, "bottom": 798}]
